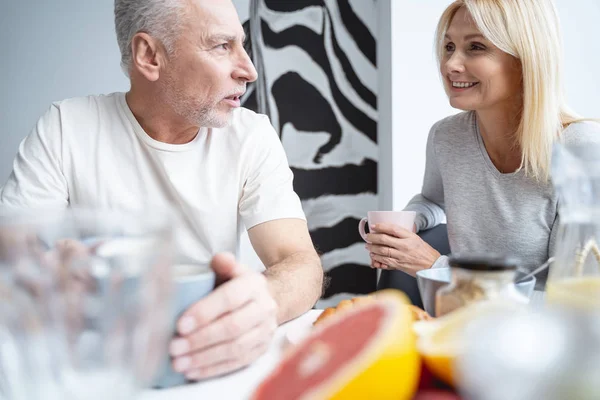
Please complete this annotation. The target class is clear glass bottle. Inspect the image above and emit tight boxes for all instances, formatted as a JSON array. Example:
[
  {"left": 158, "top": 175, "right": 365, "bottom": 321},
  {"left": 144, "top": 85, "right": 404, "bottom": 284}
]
[
  {"left": 546, "top": 141, "right": 600, "bottom": 311},
  {"left": 435, "top": 255, "right": 529, "bottom": 317}
]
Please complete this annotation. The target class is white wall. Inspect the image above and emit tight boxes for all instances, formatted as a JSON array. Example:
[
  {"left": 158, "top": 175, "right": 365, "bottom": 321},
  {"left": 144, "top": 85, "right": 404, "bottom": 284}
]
[
  {"left": 384, "top": 0, "right": 457, "bottom": 212},
  {"left": 384, "top": 0, "right": 600, "bottom": 212},
  {"left": 2, "top": 1, "right": 599, "bottom": 269},
  {"left": 555, "top": 0, "right": 600, "bottom": 118},
  {"left": 376, "top": 0, "right": 394, "bottom": 212},
  {"left": 0, "top": 0, "right": 129, "bottom": 184}
]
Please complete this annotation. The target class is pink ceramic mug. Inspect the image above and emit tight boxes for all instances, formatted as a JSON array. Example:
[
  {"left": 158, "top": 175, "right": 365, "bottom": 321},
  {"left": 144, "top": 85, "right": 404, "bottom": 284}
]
[{"left": 358, "top": 211, "right": 417, "bottom": 242}]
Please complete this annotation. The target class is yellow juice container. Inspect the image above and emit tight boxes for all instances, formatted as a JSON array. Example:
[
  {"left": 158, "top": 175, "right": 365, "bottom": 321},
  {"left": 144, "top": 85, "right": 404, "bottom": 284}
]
[{"left": 546, "top": 276, "right": 600, "bottom": 309}]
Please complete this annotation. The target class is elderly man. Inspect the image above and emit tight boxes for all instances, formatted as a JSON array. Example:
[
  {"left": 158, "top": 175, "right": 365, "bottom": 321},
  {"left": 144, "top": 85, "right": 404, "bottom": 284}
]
[{"left": 0, "top": 0, "right": 323, "bottom": 380}]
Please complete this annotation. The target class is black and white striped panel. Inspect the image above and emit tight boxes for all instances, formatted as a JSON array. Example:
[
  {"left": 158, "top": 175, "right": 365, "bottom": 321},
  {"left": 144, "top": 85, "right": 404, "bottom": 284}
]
[{"left": 234, "top": 0, "right": 378, "bottom": 307}]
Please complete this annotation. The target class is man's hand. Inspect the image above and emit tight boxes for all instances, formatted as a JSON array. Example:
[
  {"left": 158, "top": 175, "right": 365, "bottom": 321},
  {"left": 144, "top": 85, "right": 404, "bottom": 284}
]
[{"left": 169, "top": 253, "right": 278, "bottom": 380}]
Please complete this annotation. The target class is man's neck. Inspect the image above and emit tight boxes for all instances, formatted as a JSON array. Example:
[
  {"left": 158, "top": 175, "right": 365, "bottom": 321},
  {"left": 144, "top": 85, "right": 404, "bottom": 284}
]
[
  {"left": 475, "top": 100, "right": 523, "bottom": 173},
  {"left": 125, "top": 89, "right": 199, "bottom": 145}
]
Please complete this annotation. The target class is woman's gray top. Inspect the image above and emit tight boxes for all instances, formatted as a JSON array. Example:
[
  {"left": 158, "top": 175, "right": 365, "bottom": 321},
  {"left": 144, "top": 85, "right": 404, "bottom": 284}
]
[{"left": 405, "top": 111, "right": 600, "bottom": 289}]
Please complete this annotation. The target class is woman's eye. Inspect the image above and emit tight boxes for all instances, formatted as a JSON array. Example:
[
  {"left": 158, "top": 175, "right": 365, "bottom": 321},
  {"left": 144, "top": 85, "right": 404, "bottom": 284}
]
[
  {"left": 470, "top": 43, "right": 485, "bottom": 51},
  {"left": 444, "top": 43, "right": 455, "bottom": 52}
]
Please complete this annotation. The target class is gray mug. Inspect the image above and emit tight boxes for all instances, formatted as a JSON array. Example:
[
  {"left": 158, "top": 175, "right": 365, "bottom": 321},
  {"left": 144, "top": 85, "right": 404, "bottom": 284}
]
[
  {"left": 87, "top": 239, "right": 216, "bottom": 389},
  {"left": 152, "top": 264, "right": 216, "bottom": 389}
]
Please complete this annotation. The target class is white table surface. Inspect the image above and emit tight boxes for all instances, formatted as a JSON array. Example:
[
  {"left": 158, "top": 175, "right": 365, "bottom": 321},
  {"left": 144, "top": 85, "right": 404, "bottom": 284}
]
[{"left": 140, "top": 310, "right": 322, "bottom": 400}]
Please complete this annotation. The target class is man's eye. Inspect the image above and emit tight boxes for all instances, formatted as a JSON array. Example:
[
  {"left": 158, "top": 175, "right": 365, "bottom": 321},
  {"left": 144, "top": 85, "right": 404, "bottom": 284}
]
[{"left": 216, "top": 43, "right": 229, "bottom": 50}]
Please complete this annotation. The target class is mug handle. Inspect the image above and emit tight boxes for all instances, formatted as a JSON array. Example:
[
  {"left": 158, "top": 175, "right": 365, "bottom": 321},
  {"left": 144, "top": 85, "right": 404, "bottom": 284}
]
[{"left": 358, "top": 218, "right": 369, "bottom": 242}]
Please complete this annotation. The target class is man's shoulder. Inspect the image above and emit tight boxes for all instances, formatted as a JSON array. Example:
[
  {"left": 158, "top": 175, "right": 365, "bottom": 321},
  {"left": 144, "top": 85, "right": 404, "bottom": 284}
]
[
  {"left": 32, "top": 93, "right": 123, "bottom": 138},
  {"left": 31, "top": 92, "right": 127, "bottom": 153},
  {"left": 51, "top": 92, "right": 122, "bottom": 108},
  {"left": 43, "top": 93, "right": 123, "bottom": 128},
  {"left": 50, "top": 92, "right": 122, "bottom": 115}
]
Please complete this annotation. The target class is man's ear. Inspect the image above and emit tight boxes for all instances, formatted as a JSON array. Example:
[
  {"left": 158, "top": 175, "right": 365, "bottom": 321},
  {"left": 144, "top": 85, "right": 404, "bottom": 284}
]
[{"left": 130, "top": 32, "right": 165, "bottom": 82}]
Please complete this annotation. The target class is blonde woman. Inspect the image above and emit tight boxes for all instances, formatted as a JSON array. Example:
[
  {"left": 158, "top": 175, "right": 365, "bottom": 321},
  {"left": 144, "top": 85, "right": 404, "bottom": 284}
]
[{"left": 366, "top": 0, "right": 600, "bottom": 294}]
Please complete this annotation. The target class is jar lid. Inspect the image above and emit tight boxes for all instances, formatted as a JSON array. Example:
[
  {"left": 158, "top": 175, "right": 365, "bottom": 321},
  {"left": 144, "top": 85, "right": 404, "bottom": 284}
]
[{"left": 448, "top": 254, "right": 520, "bottom": 272}]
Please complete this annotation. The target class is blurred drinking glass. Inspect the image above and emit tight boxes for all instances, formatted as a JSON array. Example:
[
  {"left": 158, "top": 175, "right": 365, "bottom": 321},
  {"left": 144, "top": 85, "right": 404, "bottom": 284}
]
[{"left": 0, "top": 208, "right": 174, "bottom": 400}]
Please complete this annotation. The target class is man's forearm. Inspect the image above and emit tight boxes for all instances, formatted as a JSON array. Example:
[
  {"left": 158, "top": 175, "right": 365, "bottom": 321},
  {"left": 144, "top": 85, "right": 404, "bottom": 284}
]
[{"left": 263, "top": 250, "right": 323, "bottom": 324}]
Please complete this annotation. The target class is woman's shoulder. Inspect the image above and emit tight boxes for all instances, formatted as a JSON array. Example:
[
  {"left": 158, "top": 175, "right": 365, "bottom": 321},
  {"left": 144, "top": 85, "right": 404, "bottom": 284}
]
[
  {"left": 561, "top": 120, "right": 600, "bottom": 145},
  {"left": 431, "top": 111, "right": 474, "bottom": 131},
  {"left": 428, "top": 111, "right": 475, "bottom": 145}
]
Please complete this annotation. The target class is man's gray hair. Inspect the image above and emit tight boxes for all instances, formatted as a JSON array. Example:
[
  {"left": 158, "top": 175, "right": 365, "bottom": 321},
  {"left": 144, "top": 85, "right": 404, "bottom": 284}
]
[{"left": 114, "top": 0, "right": 186, "bottom": 77}]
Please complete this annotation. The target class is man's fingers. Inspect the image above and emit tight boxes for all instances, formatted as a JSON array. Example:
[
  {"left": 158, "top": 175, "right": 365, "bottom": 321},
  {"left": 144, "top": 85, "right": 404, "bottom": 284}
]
[
  {"left": 177, "top": 272, "right": 267, "bottom": 334},
  {"left": 183, "top": 341, "right": 271, "bottom": 381},
  {"left": 211, "top": 252, "right": 248, "bottom": 285},
  {"left": 172, "top": 319, "right": 276, "bottom": 373},
  {"left": 56, "top": 239, "right": 91, "bottom": 261},
  {"left": 172, "top": 296, "right": 275, "bottom": 355}
]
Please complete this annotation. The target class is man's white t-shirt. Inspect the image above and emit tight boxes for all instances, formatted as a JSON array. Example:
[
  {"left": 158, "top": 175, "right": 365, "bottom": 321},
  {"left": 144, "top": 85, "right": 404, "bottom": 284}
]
[{"left": 0, "top": 92, "right": 306, "bottom": 265}]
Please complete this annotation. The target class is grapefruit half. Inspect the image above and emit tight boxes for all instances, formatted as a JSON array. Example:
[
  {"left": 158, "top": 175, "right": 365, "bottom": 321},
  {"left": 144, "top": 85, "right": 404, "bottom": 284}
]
[{"left": 251, "top": 290, "right": 420, "bottom": 400}]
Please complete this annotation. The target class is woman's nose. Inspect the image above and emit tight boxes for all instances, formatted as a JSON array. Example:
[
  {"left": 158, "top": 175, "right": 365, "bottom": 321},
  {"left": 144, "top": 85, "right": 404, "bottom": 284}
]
[{"left": 445, "top": 52, "right": 465, "bottom": 74}]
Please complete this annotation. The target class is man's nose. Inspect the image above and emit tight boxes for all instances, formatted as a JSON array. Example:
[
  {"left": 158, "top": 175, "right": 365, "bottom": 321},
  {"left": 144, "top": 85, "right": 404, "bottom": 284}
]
[{"left": 233, "top": 49, "right": 258, "bottom": 83}]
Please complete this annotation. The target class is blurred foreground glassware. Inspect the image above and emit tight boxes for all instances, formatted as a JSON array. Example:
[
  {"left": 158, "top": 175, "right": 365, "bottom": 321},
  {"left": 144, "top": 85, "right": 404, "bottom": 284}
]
[
  {"left": 547, "top": 141, "right": 600, "bottom": 310},
  {"left": 435, "top": 255, "right": 529, "bottom": 317},
  {"left": 457, "top": 308, "right": 600, "bottom": 400},
  {"left": 0, "top": 208, "right": 174, "bottom": 400}
]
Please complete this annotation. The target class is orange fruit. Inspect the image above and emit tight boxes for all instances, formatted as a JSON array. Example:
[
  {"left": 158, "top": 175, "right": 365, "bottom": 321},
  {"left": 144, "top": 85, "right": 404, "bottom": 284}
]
[
  {"left": 414, "top": 301, "right": 525, "bottom": 387},
  {"left": 416, "top": 324, "right": 460, "bottom": 387},
  {"left": 313, "top": 296, "right": 377, "bottom": 327},
  {"left": 252, "top": 290, "right": 420, "bottom": 400}
]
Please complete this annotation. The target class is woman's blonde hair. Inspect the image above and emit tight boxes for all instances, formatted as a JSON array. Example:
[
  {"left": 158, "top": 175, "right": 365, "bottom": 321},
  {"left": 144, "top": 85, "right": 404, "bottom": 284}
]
[{"left": 435, "top": 0, "right": 581, "bottom": 181}]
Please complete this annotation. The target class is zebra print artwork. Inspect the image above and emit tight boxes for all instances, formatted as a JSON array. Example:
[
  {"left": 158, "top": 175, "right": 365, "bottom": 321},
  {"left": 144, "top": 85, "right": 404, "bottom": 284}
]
[{"left": 233, "top": 0, "right": 378, "bottom": 308}]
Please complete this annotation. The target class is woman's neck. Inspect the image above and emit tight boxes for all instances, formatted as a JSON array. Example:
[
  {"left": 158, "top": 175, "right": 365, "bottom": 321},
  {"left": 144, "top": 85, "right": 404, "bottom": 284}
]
[{"left": 475, "top": 102, "right": 523, "bottom": 173}]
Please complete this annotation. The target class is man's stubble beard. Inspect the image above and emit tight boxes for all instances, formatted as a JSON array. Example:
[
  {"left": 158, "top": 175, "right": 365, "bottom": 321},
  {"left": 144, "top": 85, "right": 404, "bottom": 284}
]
[{"left": 161, "top": 73, "right": 232, "bottom": 128}]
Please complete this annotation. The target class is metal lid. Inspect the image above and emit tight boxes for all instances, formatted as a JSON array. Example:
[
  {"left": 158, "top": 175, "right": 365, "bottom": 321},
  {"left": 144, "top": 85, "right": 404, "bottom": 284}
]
[{"left": 448, "top": 254, "right": 520, "bottom": 272}]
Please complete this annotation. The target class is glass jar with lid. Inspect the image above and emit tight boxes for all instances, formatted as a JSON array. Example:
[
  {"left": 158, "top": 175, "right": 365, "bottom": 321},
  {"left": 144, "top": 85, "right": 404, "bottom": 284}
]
[{"left": 435, "top": 255, "right": 529, "bottom": 317}]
